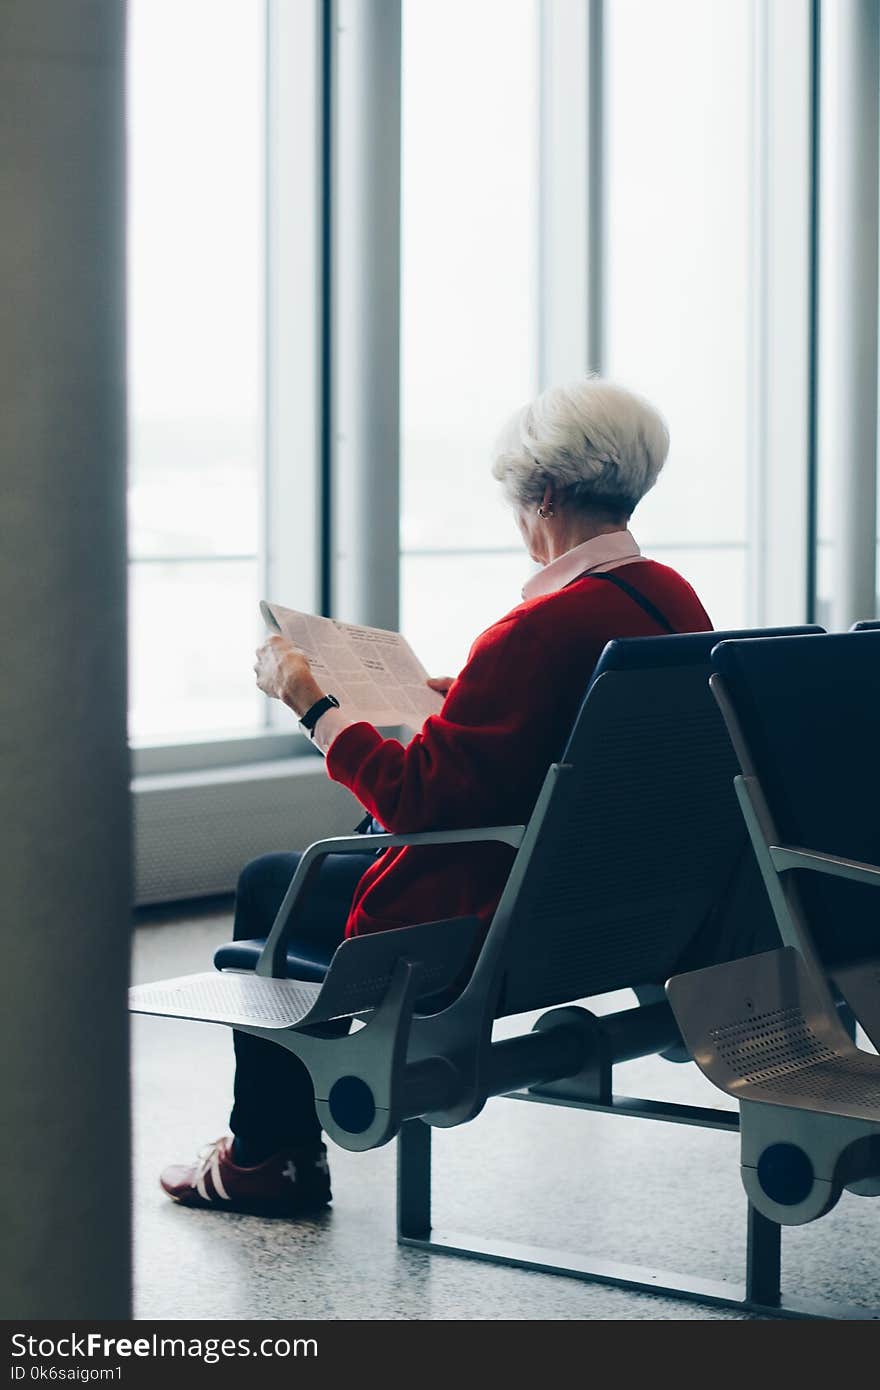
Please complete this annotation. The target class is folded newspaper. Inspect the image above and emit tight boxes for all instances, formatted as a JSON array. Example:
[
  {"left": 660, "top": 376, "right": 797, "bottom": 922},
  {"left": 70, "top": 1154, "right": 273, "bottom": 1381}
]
[{"left": 260, "top": 600, "right": 445, "bottom": 729}]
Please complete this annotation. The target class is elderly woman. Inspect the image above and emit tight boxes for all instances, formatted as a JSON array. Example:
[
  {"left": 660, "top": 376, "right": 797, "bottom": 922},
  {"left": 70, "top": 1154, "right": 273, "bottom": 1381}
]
[{"left": 161, "top": 377, "right": 712, "bottom": 1214}]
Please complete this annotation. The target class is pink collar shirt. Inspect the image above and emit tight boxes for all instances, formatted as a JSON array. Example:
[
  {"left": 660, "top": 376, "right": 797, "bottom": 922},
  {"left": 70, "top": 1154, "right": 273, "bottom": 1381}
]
[{"left": 521, "top": 528, "right": 646, "bottom": 601}]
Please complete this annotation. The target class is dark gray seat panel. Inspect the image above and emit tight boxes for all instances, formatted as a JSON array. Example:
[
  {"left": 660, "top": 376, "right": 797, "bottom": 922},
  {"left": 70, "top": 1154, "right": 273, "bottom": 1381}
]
[
  {"left": 496, "top": 666, "right": 754, "bottom": 1013},
  {"left": 494, "top": 627, "right": 825, "bottom": 1018},
  {"left": 713, "top": 632, "right": 880, "bottom": 973}
]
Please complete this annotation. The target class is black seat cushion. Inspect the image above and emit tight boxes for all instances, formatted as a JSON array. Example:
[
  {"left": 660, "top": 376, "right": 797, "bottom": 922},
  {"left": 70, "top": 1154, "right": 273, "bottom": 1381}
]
[
  {"left": 214, "top": 937, "right": 332, "bottom": 983},
  {"left": 214, "top": 934, "right": 463, "bottom": 1014}
]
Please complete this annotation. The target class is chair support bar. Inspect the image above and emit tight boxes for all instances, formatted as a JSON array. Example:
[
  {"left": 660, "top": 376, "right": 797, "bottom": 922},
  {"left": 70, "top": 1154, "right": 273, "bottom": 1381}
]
[
  {"left": 482, "top": 1024, "right": 588, "bottom": 1098},
  {"left": 523, "top": 1001, "right": 682, "bottom": 1107},
  {"left": 387, "top": 1002, "right": 679, "bottom": 1137},
  {"left": 597, "top": 999, "right": 681, "bottom": 1064},
  {"left": 420, "top": 1000, "right": 682, "bottom": 1127}
]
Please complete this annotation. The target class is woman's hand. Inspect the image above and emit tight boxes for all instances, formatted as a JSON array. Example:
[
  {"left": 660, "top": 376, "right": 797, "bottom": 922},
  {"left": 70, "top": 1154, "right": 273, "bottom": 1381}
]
[
  {"left": 426, "top": 676, "right": 455, "bottom": 696},
  {"left": 254, "top": 636, "right": 325, "bottom": 716}
]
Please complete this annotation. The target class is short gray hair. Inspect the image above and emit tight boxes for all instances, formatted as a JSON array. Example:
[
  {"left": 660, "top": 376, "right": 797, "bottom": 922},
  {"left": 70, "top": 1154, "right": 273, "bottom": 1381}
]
[{"left": 491, "top": 377, "right": 670, "bottom": 516}]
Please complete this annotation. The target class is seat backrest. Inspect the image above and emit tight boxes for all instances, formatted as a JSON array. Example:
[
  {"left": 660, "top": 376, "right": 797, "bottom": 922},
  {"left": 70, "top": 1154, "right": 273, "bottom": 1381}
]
[
  {"left": 492, "top": 625, "right": 823, "bottom": 1017},
  {"left": 712, "top": 631, "right": 880, "bottom": 972},
  {"left": 852, "top": 620, "right": 880, "bottom": 631}
]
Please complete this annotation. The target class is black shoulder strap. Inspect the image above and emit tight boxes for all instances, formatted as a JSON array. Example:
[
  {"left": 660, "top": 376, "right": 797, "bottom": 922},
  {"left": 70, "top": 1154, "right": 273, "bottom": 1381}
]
[{"left": 586, "top": 570, "right": 678, "bottom": 634}]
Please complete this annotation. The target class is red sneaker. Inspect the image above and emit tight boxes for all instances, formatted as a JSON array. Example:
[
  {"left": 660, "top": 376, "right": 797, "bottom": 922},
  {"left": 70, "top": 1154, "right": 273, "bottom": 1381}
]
[{"left": 160, "top": 1136, "right": 332, "bottom": 1216}]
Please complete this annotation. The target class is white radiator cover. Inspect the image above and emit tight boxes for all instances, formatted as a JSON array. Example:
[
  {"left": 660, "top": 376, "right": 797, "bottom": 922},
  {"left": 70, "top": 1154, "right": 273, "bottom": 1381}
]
[{"left": 133, "top": 759, "right": 362, "bottom": 906}]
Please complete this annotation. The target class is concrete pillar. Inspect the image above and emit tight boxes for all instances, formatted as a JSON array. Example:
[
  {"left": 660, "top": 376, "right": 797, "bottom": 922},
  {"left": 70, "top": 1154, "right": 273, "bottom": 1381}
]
[{"left": 0, "top": 1, "right": 131, "bottom": 1317}]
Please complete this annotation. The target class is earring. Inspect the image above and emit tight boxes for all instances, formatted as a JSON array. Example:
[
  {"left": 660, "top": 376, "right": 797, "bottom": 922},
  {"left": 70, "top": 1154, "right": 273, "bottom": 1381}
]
[{"left": 537, "top": 502, "right": 555, "bottom": 519}]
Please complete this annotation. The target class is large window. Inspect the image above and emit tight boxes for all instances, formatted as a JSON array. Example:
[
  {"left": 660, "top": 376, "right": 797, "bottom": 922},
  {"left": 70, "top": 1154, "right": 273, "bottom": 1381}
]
[
  {"left": 605, "top": 0, "right": 752, "bottom": 628},
  {"left": 399, "top": 0, "right": 541, "bottom": 678},
  {"left": 400, "top": 0, "right": 765, "bottom": 668},
  {"left": 129, "top": 0, "right": 834, "bottom": 755},
  {"left": 127, "top": 0, "right": 265, "bottom": 743}
]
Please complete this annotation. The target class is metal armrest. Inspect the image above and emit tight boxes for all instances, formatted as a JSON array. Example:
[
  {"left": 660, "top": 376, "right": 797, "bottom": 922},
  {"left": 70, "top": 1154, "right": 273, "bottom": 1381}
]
[
  {"left": 769, "top": 844, "right": 880, "bottom": 888},
  {"left": 257, "top": 823, "right": 525, "bottom": 977}
]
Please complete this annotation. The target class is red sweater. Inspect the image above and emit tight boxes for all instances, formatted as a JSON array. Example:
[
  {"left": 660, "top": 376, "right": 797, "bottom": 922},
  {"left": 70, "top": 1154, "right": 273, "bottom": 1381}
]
[{"left": 326, "top": 560, "right": 712, "bottom": 938}]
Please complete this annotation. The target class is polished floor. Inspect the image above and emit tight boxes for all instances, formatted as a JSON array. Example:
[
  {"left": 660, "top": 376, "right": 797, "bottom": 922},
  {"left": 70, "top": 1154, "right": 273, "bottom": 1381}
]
[{"left": 132, "top": 903, "right": 880, "bottom": 1321}]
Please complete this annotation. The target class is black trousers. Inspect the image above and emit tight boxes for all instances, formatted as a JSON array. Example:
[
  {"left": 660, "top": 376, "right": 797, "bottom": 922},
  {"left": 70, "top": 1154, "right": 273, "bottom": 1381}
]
[{"left": 228, "top": 849, "right": 377, "bottom": 1151}]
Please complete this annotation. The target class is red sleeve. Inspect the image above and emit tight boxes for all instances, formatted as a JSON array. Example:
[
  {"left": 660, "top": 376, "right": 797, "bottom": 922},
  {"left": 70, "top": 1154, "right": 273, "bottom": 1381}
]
[{"left": 325, "top": 608, "right": 582, "bottom": 833}]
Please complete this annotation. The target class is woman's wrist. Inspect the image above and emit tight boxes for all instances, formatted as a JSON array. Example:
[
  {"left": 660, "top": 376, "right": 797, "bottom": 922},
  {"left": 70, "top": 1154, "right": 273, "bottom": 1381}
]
[{"left": 281, "top": 669, "right": 326, "bottom": 718}]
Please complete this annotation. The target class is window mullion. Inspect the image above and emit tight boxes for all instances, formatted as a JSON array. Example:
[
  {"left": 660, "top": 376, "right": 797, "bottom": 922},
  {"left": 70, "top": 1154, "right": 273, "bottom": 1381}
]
[
  {"left": 264, "top": 0, "right": 322, "bottom": 731},
  {"left": 538, "top": 0, "right": 595, "bottom": 387},
  {"left": 750, "top": 0, "right": 815, "bottom": 625}
]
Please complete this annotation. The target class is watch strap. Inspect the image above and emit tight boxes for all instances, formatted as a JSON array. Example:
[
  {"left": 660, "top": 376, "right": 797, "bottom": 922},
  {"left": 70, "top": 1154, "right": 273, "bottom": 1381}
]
[{"left": 299, "top": 693, "right": 341, "bottom": 737}]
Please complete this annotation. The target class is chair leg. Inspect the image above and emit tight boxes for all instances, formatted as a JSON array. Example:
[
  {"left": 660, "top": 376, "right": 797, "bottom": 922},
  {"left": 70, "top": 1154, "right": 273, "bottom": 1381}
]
[
  {"left": 746, "top": 1202, "right": 781, "bottom": 1307},
  {"left": 397, "top": 1118, "right": 432, "bottom": 1240}
]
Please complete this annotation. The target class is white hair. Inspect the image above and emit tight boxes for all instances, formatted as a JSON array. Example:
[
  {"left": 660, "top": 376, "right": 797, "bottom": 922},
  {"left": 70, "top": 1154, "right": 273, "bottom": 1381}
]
[{"left": 491, "top": 377, "right": 670, "bottom": 516}]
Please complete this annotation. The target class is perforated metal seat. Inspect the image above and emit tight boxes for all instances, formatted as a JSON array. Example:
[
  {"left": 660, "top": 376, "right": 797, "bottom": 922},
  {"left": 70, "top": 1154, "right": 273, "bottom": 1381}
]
[
  {"left": 668, "top": 946, "right": 880, "bottom": 1225},
  {"left": 131, "top": 971, "right": 326, "bottom": 1029},
  {"left": 130, "top": 913, "right": 480, "bottom": 1031}
]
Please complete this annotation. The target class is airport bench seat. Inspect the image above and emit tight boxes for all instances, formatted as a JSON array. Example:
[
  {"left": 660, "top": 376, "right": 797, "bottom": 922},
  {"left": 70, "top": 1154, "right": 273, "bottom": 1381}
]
[{"left": 134, "top": 623, "right": 869, "bottom": 1318}]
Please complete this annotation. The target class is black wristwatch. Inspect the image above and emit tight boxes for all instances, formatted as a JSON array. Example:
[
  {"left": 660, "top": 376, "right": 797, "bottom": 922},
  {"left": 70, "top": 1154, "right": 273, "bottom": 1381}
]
[{"left": 298, "top": 693, "right": 340, "bottom": 739}]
